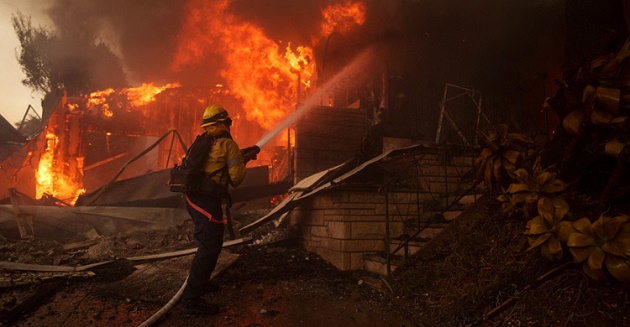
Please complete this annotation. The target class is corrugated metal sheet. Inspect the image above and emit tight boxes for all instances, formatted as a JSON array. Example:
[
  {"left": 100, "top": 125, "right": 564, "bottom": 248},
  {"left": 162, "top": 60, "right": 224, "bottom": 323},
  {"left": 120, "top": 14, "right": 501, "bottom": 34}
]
[
  {"left": 75, "top": 167, "right": 290, "bottom": 207},
  {"left": 240, "top": 144, "right": 429, "bottom": 233}
]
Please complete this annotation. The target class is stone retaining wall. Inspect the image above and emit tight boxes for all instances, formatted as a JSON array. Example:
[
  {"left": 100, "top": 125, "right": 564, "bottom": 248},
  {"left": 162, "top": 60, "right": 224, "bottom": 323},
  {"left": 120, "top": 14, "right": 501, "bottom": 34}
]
[{"left": 293, "top": 188, "right": 420, "bottom": 270}]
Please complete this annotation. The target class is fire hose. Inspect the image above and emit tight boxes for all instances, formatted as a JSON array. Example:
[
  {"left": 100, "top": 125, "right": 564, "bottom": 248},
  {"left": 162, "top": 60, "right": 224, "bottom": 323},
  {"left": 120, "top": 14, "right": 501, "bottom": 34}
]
[
  {"left": 138, "top": 276, "right": 188, "bottom": 327},
  {"left": 138, "top": 147, "right": 259, "bottom": 327},
  {"left": 139, "top": 50, "right": 372, "bottom": 326},
  {"left": 241, "top": 145, "right": 261, "bottom": 162}
]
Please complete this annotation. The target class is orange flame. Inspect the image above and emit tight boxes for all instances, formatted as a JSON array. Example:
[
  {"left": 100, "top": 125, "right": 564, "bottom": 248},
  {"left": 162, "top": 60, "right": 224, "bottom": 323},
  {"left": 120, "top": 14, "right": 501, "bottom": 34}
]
[
  {"left": 89, "top": 88, "right": 115, "bottom": 106},
  {"left": 35, "top": 132, "right": 56, "bottom": 198},
  {"left": 36, "top": 132, "right": 85, "bottom": 205},
  {"left": 124, "top": 82, "right": 182, "bottom": 107},
  {"left": 320, "top": 1, "right": 366, "bottom": 37},
  {"left": 88, "top": 82, "right": 181, "bottom": 112},
  {"left": 101, "top": 104, "right": 114, "bottom": 119},
  {"left": 170, "top": 0, "right": 366, "bottom": 132},
  {"left": 171, "top": 0, "right": 316, "bottom": 130}
]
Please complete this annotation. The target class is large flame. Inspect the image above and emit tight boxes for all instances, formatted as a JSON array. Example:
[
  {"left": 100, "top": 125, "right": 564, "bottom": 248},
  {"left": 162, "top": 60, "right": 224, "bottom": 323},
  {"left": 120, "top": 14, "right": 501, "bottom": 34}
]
[
  {"left": 171, "top": 0, "right": 314, "bottom": 130},
  {"left": 171, "top": 0, "right": 366, "bottom": 131},
  {"left": 36, "top": 132, "right": 85, "bottom": 205},
  {"left": 36, "top": 0, "right": 367, "bottom": 205}
]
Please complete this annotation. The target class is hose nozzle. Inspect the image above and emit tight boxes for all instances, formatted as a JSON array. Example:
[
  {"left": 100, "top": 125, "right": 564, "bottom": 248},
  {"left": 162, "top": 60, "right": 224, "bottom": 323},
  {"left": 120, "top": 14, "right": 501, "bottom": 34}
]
[{"left": 242, "top": 145, "right": 260, "bottom": 162}]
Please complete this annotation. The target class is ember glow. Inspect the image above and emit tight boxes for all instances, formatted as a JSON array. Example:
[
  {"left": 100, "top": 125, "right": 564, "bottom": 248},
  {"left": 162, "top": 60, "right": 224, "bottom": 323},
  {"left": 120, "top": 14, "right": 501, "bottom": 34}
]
[{"left": 36, "top": 132, "right": 85, "bottom": 204}]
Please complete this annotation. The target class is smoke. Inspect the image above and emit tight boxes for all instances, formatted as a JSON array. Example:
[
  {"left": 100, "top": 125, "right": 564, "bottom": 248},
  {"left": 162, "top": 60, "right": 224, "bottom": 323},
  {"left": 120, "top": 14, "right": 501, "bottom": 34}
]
[
  {"left": 37, "top": 0, "right": 335, "bottom": 88},
  {"left": 34, "top": 1, "right": 390, "bottom": 85},
  {"left": 33, "top": 0, "right": 565, "bottom": 89},
  {"left": 229, "top": 0, "right": 321, "bottom": 45},
  {"left": 29, "top": 0, "right": 566, "bottom": 130},
  {"left": 44, "top": 0, "right": 185, "bottom": 85}
]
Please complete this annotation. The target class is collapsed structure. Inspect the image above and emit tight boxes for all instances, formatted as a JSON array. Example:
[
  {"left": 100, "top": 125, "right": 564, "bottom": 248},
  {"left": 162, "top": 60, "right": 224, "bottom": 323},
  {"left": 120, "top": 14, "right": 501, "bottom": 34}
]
[
  {"left": 4, "top": 1, "right": 630, "bottom": 326},
  {"left": 0, "top": 76, "right": 484, "bottom": 277},
  {"left": 1, "top": 25, "right": 490, "bottom": 279}
]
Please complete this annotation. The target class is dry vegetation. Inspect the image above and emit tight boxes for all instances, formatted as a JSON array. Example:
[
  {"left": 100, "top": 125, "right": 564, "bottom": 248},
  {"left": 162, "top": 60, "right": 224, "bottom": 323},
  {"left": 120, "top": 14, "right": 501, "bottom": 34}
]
[
  {"left": 390, "top": 194, "right": 629, "bottom": 327},
  {"left": 1, "top": 195, "right": 629, "bottom": 326}
]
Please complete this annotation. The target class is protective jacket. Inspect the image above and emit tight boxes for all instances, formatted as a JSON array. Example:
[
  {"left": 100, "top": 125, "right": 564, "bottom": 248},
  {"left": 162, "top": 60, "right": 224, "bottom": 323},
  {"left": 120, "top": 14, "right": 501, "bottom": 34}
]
[{"left": 203, "top": 123, "right": 246, "bottom": 191}]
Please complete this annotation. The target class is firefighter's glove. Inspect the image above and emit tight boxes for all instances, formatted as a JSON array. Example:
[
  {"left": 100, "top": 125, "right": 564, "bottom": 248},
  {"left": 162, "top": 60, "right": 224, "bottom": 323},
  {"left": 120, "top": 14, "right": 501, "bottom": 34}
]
[{"left": 241, "top": 145, "right": 260, "bottom": 163}]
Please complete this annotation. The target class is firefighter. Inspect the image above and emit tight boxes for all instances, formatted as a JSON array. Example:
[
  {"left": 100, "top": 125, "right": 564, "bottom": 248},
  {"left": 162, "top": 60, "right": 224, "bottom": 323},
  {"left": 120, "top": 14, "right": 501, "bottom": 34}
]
[{"left": 180, "top": 104, "right": 257, "bottom": 316}]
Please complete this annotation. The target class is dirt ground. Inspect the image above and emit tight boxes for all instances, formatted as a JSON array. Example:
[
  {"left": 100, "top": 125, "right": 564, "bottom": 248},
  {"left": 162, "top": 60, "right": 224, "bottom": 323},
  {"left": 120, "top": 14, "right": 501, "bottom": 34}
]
[
  {"left": 0, "top": 219, "right": 416, "bottom": 327},
  {"left": 3, "top": 196, "right": 630, "bottom": 327},
  {"left": 391, "top": 195, "right": 630, "bottom": 327}
]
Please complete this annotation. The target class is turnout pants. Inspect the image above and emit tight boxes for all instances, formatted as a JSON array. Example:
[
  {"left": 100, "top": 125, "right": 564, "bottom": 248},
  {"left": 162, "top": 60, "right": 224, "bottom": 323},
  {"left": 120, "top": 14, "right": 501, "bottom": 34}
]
[{"left": 181, "top": 193, "right": 226, "bottom": 302}]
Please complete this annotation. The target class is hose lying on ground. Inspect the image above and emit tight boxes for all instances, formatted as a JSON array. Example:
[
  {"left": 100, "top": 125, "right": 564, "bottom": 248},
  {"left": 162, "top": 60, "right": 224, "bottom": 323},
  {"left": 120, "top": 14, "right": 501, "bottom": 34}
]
[{"left": 138, "top": 276, "right": 188, "bottom": 327}]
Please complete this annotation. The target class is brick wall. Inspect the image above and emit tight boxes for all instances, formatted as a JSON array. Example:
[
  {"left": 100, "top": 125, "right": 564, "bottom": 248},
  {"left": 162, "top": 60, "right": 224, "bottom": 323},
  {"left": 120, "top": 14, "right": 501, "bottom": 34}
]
[
  {"left": 293, "top": 188, "right": 420, "bottom": 271},
  {"left": 294, "top": 106, "right": 367, "bottom": 182},
  {"left": 292, "top": 148, "right": 478, "bottom": 271},
  {"left": 378, "top": 148, "right": 477, "bottom": 198}
]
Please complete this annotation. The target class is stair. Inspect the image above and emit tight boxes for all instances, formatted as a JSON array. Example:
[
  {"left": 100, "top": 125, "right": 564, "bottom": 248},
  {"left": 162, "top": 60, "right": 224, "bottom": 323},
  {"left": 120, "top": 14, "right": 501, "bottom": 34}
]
[
  {"left": 362, "top": 233, "right": 445, "bottom": 276},
  {"left": 363, "top": 254, "right": 405, "bottom": 276},
  {"left": 388, "top": 236, "right": 430, "bottom": 256},
  {"left": 362, "top": 194, "right": 482, "bottom": 276},
  {"left": 360, "top": 147, "right": 484, "bottom": 276}
]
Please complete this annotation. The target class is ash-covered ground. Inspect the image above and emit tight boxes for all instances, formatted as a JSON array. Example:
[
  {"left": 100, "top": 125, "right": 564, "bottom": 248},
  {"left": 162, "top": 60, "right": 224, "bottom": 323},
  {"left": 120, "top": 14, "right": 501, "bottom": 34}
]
[
  {"left": 2, "top": 198, "right": 629, "bottom": 327},
  {"left": 1, "top": 215, "right": 415, "bottom": 327}
]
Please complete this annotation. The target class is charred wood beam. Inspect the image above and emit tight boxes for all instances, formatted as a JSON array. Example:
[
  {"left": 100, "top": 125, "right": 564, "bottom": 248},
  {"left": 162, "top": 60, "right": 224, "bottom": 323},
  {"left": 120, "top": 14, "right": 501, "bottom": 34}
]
[{"left": 83, "top": 152, "right": 127, "bottom": 171}]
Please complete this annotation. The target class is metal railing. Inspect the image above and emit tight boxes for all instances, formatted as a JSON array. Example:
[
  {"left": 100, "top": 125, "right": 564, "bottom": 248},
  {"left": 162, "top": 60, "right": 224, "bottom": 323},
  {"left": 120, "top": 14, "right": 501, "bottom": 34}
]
[{"left": 378, "top": 144, "right": 480, "bottom": 277}]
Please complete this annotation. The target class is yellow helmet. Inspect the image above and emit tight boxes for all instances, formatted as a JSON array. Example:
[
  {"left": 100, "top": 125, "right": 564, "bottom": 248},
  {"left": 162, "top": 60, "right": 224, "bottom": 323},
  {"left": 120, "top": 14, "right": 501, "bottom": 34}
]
[{"left": 200, "top": 104, "right": 232, "bottom": 127}]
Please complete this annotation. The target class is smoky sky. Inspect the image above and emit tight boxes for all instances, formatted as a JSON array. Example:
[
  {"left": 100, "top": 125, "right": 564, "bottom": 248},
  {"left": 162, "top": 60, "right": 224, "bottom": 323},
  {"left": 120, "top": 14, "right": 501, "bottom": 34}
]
[
  {"left": 45, "top": 0, "right": 184, "bottom": 84},
  {"left": 34, "top": 0, "right": 568, "bottom": 102}
]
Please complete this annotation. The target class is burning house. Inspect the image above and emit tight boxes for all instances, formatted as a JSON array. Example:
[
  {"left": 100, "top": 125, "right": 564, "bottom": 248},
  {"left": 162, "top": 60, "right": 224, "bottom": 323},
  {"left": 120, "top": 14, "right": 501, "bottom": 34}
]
[
  {"left": 1, "top": 0, "right": 578, "bottom": 274},
  {"left": 4, "top": 0, "right": 630, "bottom": 325},
  {"left": 0, "top": 1, "right": 374, "bottom": 236}
]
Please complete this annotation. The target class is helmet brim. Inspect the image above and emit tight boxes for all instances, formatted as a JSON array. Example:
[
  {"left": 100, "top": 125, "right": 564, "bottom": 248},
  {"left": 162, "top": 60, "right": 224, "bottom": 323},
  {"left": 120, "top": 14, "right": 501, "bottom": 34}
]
[{"left": 200, "top": 117, "right": 232, "bottom": 128}]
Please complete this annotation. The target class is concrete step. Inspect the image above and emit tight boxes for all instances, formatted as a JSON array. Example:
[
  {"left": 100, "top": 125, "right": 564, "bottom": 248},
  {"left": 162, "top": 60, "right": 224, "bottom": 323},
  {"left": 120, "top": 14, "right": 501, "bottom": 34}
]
[
  {"left": 388, "top": 236, "right": 430, "bottom": 256},
  {"left": 364, "top": 235, "right": 435, "bottom": 276},
  {"left": 362, "top": 194, "right": 479, "bottom": 276},
  {"left": 443, "top": 210, "right": 463, "bottom": 221},
  {"left": 363, "top": 253, "right": 405, "bottom": 276}
]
